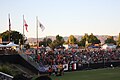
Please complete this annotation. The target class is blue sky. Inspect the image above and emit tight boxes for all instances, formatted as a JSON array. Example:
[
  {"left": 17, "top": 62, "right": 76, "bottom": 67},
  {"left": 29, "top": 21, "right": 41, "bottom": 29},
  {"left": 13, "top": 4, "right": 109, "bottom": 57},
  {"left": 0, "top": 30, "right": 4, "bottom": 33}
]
[{"left": 0, "top": 0, "right": 120, "bottom": 38}]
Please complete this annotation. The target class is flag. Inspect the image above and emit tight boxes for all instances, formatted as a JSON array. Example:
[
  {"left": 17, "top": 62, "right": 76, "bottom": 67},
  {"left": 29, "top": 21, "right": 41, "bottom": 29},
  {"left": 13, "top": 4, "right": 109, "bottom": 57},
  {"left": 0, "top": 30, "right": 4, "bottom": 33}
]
[
  {"left": 24, "top": 19, "right": 28, "bottom": 32},
  {"left": 9, "top": 14, "right": 11, "bottom": 31},
  {"left": 39, "top": 22, "right": 45, "bottom": 31}
]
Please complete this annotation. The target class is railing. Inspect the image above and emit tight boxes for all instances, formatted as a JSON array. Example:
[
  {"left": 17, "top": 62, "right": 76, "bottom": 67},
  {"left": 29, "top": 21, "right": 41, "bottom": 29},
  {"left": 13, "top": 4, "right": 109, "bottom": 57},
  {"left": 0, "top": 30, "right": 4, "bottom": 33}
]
[
  {"left": 19, "top": 54, "right": 46, "bottom": 73},
  {"left": 0, "top": 72, "right": 13, "bottom": 80}
]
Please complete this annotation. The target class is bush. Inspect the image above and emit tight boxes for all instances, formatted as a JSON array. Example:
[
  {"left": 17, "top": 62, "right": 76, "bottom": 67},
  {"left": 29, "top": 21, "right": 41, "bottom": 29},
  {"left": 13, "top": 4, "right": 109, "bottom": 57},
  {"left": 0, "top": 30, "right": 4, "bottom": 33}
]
[{"left": 0, "top": 65, "right": 12, "bottom": 75}]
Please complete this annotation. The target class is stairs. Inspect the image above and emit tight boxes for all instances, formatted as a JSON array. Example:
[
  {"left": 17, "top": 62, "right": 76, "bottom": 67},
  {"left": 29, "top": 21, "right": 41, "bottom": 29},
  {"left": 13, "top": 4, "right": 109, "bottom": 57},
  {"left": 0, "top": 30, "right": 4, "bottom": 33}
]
[
  {"left": 11, "top": 64, "right": 34, "bottom": 78},
  {"left": 0, "top": 54, "right": 47, "bottom": 75},
  {"left": 19, "top": 54, "right": 47, "bottom": 74}
]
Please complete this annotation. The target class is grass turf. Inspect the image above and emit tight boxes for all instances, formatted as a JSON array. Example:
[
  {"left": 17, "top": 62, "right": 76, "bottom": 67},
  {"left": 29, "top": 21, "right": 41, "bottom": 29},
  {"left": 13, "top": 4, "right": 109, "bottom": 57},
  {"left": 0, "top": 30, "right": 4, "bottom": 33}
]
[{"left": 50, "top": 67, "right": 120, "bottom": 80}]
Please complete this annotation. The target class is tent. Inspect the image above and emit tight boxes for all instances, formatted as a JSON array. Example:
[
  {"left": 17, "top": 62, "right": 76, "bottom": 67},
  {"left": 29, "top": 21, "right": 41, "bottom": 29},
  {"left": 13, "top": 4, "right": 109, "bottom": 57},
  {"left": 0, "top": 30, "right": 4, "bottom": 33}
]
[
  {"left": 0, "top": 44, "right": 7, "bottom": 47},
  {"left": 6, "top": 42, "right": 20, "bottom": 51},
  {"left": 6, "top": 42, "right": 19, "bottom": 47},
  {"left": 101, "top": 44, "right": 117, "bottom": 50}
]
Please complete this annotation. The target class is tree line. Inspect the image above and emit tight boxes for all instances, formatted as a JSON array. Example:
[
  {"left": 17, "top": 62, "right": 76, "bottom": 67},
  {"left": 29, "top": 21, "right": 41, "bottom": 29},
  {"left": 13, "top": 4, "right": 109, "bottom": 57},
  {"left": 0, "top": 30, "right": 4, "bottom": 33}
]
[{"left": 0, "top": 30, "right": 120, "bottom": 49}]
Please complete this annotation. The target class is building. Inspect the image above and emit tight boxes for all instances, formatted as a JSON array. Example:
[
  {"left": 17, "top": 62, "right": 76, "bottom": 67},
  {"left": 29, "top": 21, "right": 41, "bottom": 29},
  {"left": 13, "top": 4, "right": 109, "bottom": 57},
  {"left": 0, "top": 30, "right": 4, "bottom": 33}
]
[{"left": 101, "top": 44, "right": 117, "bottom": 50}]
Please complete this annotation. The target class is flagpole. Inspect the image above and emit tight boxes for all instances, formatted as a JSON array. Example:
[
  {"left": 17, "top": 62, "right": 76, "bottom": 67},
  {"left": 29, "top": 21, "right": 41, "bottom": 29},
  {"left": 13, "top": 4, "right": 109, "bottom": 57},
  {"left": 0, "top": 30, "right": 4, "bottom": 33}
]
[
  {"left": 8, "top": 14, "right": 11, "bottom": 43},
  {"left": 36, "top": 16, "right": 38, "bottom": 53},
  {"left": 23, "top": 15, "right": 24, "bottom": 49}
]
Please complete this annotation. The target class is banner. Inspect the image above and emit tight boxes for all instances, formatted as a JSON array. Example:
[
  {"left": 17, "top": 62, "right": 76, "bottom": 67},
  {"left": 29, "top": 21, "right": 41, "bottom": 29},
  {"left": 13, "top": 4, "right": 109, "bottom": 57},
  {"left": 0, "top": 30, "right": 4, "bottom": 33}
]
[{"left": 63, "top": 64, "right": 68, "bottom": 71}]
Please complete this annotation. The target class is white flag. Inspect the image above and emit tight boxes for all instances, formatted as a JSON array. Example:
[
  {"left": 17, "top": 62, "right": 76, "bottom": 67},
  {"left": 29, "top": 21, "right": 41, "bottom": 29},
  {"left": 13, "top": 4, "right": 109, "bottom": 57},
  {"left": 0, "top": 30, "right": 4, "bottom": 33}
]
[{"left": 39, "top": 22, "right": 45, "bottom": 31}]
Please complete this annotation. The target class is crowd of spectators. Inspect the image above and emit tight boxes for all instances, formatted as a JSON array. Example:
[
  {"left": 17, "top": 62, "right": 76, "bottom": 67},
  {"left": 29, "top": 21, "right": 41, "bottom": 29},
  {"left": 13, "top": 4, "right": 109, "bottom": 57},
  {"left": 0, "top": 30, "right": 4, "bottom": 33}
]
[
  {"left": 0, "top": 48, "right": 18, "bottom": 55},
  {"left": 25, "top": 48, "right": 120, "bottom": 68}
]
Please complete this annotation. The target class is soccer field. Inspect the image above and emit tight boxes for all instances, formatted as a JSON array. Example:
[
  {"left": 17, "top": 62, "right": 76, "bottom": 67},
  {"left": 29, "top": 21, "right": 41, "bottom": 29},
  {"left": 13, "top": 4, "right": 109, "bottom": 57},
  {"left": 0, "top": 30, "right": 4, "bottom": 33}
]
[{"left": 50, "top": 67, "right": 120, "bottom": 80}]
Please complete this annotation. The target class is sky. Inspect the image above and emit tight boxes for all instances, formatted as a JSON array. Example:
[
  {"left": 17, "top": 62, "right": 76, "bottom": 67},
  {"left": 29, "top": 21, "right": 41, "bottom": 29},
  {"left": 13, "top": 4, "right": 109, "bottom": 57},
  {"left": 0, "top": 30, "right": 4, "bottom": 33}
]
[{"left": 0, "top": 0, "right": 120, "bottom": 38}]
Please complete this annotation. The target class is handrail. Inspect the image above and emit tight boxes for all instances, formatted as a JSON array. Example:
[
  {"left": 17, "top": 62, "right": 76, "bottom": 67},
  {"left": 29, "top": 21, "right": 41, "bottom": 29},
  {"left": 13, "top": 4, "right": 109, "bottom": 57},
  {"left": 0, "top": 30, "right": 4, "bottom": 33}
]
[
  {"left": 19, "top": 54, "right": 46, "bottom": 72},
  {"left": 0, "top": 72, "right": 13, "bottom": 79}
]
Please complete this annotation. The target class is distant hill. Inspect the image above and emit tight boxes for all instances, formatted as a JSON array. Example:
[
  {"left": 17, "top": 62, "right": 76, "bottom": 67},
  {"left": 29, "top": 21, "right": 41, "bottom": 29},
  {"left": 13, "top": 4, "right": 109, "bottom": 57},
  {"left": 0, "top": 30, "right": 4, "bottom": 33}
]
[
  {"left": 26, "top": 36, "right": 56, "bottom": 43},
  {"left": 27, "top": 35, "right": 118, "bottom": 44}
]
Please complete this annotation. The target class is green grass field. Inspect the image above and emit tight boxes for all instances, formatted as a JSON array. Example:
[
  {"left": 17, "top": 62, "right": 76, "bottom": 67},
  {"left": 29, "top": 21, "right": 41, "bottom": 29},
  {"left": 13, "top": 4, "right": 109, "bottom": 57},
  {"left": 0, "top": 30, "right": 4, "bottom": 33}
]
[{"left": 50, "top": 67, "right": 120, "bottom": 80}]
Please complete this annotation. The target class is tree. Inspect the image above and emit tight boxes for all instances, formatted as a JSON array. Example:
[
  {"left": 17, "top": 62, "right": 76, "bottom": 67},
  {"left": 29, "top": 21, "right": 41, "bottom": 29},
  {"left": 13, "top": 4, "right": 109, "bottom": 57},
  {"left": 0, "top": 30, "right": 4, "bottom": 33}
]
[
  {"left": 55, "top": 35, "right": 64, "bottom": 46},
  {"left": 49, "top": 35, "right": 64, "bottom": 49},
  {"left": 117, "top": 33, "right": 120, "bottom": 47},
  {"left": 105, "top": 36, "right": 116, "bottom": 44},
  {"left": 67, "top": 35, "right": 78, "bottom": 44},
  {"left": 78, "top": 33, "right": 88, "bottom": 47},
  {"left": 39, "top": 37, "right": 52, "bottom": 47},
  {"left": 0, "top": 30, "right": 26, "bottom": 45},
  {"left": 78, "top": 39, "right": 86, "bottom": 47},
  {"left": 78, "top": 33, "right": 101, "bottom": 47},
  {"left": 88, "top": 33, "right": 101, "bottom": 44},
  {"left": 0, "top": 30, "right": 9, "bottom": 42}
]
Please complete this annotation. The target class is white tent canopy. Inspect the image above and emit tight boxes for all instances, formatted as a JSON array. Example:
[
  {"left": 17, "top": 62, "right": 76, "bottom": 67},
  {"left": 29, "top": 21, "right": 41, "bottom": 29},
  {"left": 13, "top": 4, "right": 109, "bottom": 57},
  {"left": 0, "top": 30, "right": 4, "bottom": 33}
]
[
  {"left": 0, "top": 44, "right": 6, "bottom": 47},
  {"left": 101, "top": 44, "right": 117, "bottom": 50},
  {"left": 6, "top": 42, "right": 19, "bottom": 47}
]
